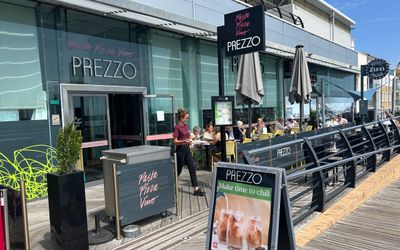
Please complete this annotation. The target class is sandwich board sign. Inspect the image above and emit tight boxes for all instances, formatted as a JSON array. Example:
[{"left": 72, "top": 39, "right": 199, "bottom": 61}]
[{"left": 206, "top": 162, "right": 296, "bottom": 250}]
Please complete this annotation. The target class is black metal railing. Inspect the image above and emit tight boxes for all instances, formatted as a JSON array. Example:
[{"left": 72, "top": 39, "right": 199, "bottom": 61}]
[{"left": 237, "top": 118, "right": 400, "bottom": 225}]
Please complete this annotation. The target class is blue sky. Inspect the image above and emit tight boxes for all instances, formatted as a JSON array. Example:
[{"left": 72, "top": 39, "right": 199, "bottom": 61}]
[{"left": 326, "top": 0, "right": 400, "bottom": 68}]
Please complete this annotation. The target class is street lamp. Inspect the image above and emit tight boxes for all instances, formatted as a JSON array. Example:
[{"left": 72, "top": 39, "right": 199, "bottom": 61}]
[{"left": 393, "top": 62, "right": 400, "bottom": 114}]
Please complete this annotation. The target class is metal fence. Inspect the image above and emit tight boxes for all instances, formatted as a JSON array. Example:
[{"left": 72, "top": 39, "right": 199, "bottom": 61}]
[{"left": 237, "top": 118, "right": 400, "bottom": 225}]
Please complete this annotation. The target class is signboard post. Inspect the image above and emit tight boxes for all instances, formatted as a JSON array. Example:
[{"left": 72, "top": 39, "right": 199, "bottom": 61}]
[
  {"left": 217, "top": 5, "right": 266, "bottom": 162},
  {"left": 206, "top": 163, "right": 295, "bottom": 250}
]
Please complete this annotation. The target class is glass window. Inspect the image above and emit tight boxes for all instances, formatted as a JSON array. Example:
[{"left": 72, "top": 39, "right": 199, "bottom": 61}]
[
  {"left": 284, "top": 63, "right": 355, "bottom": 120},
  {"left": 0, "top": 1, "right": 46, "bottom": 121},
  {"left": 197, "top": 46, "right": 282, "bottom": 124},
  {"left": 327, "top": 68, "right": 355, "bottom": 115},
  {"left": 199, "top": 41, "right": 218, "bottom": 110},
  {"left": 260, "top": 54, "right": 281, "bottom": 121},
  {"left": 149, "top": 30, "right": 184, "bottom": 108}
]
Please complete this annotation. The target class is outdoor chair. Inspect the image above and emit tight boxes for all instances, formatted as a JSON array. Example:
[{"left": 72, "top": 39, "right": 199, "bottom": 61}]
[
  {"left": 258, "top": 133, "right": 273, "bottom": 141},
  {"left": 211, "top": 141, "right": 236, "bottom": 171},
  {"left": 274, "top": 130, "right": 285, "bottom": 137},
  {"left": 242, "top": 138, "right": 252, "bottom": 143},
  {"left": 291, "top": 127, "right": 300, "bottom": 134},
  {"left": 268, "top": 124, "right": 275, "bottom": 134},
  {"left": 226, "top": 141, "right": 236, "bottom": 163}
]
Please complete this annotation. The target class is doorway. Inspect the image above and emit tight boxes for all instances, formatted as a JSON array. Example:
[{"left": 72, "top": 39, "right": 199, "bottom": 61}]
[{"left": 60, "top": 84, "right": 147, "bottom": 181}]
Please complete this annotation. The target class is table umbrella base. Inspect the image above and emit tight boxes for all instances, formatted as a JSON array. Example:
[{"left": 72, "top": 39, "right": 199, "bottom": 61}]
[{"left": 88, "top": 214, "right": 115, "bottom": 245}]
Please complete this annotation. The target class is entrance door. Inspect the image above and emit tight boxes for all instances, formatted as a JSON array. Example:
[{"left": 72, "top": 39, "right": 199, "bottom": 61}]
[
  {"left": 145, "top": 94, "right": 175, "bottom": 147},
  {"left": 60, "top": 84, "right": 148, "bottom": 181},
  {"left": 109, "top": 93, "right": 144, "bottom": 148},
  {"left": 70, "top": 94, "right": 111, "bottom": 181}
]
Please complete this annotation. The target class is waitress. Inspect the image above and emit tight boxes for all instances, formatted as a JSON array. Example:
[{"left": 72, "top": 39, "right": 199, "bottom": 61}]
[{"left": 173, "top": 108, "right": 205, "bottom": 196}]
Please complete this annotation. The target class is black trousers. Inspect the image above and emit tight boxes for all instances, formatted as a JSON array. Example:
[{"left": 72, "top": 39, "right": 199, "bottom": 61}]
[{"left": 176, "top": 145, "right": 199, "bottom": 187}]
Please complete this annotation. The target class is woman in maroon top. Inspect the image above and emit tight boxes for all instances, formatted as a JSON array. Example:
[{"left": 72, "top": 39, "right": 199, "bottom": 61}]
[{"left": 174, "top": 108, "right": 205, "bottom": 196}]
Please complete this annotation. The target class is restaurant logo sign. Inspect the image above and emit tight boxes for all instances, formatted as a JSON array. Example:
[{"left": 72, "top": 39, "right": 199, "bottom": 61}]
[
  {"left": 66, "top": 39, "right": 138, "bottom": 81},
  {"left": 366, "top": 59, "right": 389, "bottom": 80},
  {"left": 222, "top": 5, "right": 265, "bottom": 57},
  {"left": 71, "top": 56, "right": 137, "bottom": 80}
]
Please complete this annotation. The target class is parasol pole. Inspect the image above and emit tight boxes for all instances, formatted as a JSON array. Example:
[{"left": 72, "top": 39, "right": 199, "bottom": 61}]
[
  {"left": 300, "top": 100, "right": 304, "bottom": 132},
  {"left": 247, "top": 100, "right": 252, "bottom": 138},
  {"left": 300, "top": 75, "right": 304, "bottom": 132}
]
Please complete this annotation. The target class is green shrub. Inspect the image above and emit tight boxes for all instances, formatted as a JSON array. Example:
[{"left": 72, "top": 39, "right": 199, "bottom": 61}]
[{"left": 55, "top": 123, "right": 82, "bottom": 174}]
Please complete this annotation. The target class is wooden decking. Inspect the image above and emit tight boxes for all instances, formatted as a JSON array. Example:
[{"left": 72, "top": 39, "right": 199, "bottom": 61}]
[
  {"left": 27, "top": 160, "right": 400, "bottom": 249},
  {"left": 303, "top": 179, "right": 400, "bottom": 250},
  {"left": 28, "top": 168, "right": 213, "bottom": 250}
]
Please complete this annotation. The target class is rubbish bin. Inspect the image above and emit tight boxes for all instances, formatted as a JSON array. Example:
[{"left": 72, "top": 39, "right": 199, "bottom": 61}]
[{"left": 101, "top": 145, "right": 174, "bottom": 226}]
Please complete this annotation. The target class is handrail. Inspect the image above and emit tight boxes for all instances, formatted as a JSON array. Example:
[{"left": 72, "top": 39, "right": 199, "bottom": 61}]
[
  {"left": 286, "top": 146, "right": 396, "bottom": 180},
  {"left": 237, "top": 117, "right": 400, "bottom": 224}
]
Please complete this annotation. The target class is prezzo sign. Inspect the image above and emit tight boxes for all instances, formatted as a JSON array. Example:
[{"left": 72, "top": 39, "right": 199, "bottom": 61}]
[
  {"left": 71, "top": 56, "right": 137, "bottom": 80},
  {"left": 64, "top": 34, "right": 140, "bottom": 83},
  {"left": 277, "top": 147, "right": 291, "bottom": 158},
  {"left": 366, "top": 58, "right": 389, "bottom": 80},
  {"left": 206, "top": 163, "right": 296, "bottom": 250},
  {"left": 223, "top": 5, "right": 265, "bottom": 57}
]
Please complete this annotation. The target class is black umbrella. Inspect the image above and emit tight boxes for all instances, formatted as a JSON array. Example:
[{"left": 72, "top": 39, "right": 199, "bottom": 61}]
[
  {"left": 235, "top": 52, "right": 264, "bottom": 137},
  {"left": 289, "top": 45, "right": 312, "bottom": 132}
]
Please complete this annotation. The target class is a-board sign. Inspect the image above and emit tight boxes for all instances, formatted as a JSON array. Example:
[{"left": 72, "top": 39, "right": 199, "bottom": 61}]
[
  {"left": 212, "top": 96, "right": 234, "bottom": 126},
  {"left": 206, "top": 163, "right": 296, "bottom": 250},
  {"left": 223, "top": 5, "right": 265, "bottom": 57}
]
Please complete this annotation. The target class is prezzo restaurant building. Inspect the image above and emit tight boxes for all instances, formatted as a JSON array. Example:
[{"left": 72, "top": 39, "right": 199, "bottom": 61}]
[{"left": 0, "top": 0, "right": 359, "bottom": 189}]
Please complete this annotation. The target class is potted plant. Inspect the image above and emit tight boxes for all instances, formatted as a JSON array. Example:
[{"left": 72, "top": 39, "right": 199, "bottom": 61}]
[{"left": 47, "top": 123, "right": 89, "bottom": 249}]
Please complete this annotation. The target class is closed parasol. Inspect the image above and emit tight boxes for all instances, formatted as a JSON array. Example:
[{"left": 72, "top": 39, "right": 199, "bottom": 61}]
[
  {"left": 289, "top": 45, "right": 312, "bottom": 132},
  {"left": 235, "top": 52, "right": 264, "bottom": 137}
]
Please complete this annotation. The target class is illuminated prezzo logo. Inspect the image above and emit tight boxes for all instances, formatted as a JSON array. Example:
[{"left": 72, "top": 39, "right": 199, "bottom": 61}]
[
  {"left": 67, "top": 40, "right": 137, "bottom": 80},
  {"left": 71, "top": 56, "right": 137, "bottom": 80}
]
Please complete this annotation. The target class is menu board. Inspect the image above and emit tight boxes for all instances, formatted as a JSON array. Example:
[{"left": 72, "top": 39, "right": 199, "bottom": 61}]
[
  {"left": 215, "top": 101, "right": 233, "bottom": 126},
  {"left": 212, "top": 96, "right": 234, "bottom": 126},
  {"left": 207, "top": 163, "right": 295, "bottom": 250}
]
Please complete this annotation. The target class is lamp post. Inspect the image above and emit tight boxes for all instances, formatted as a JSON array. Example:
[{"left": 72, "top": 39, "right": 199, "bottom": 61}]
[{"left": 394, "top": 62, "right": 400, "bottom": 114}]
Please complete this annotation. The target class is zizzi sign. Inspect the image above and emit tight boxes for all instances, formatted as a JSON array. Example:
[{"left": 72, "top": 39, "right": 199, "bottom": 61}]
[
  {"left": 222, "top": 5, "right": 265, "bottom": 57},
  {"left": 366, "top": 58, "right": 389, "bottom": 80},
  {"left": 71, "top": 56, "right": 137, "bottom": 80}
]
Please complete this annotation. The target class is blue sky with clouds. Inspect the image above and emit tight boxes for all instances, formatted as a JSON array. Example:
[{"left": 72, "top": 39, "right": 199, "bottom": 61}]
[{"left": 326, "top": 0, "right": 400, "bottom": 68}]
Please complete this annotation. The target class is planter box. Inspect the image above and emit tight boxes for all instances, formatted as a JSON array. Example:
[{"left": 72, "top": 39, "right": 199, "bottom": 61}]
[{"left": 47, "top": 172, "right": 89, "bottom": 250}]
